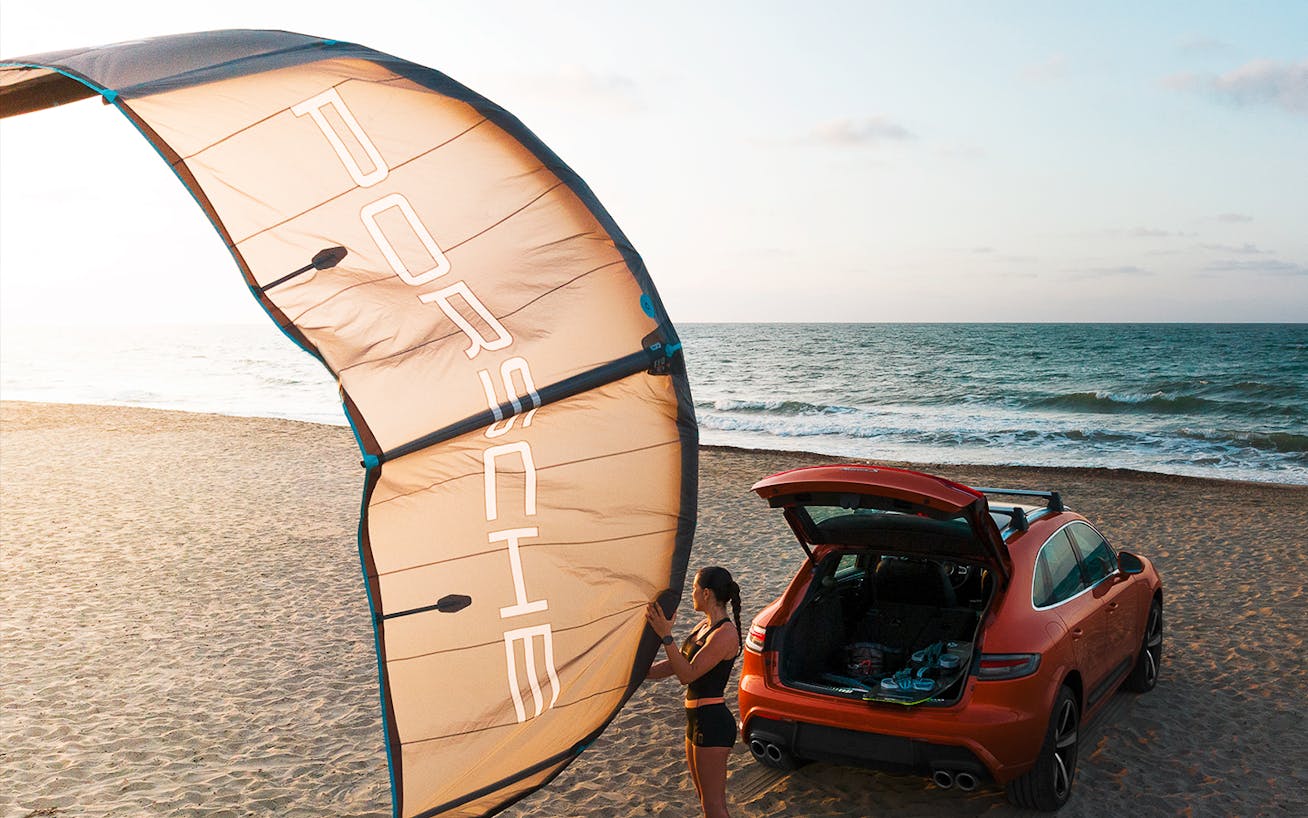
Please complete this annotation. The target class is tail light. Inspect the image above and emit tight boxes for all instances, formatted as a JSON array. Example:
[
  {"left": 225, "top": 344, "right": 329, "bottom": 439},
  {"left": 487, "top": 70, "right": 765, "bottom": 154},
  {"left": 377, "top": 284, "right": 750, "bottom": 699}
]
[
  {"left": 977, "top": 653, "right": 1041, "bottom": 680},
  {"left": 745, "top": 623, "right": 769, "bottom": 653}
]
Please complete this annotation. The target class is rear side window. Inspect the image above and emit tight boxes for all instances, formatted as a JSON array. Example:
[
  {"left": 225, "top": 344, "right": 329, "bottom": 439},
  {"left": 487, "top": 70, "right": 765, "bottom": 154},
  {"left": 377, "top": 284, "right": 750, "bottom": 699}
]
[
  {"left": 1034, "top": 530, "right": 1085, "bottom": 607},
  {"left": 834, "top": 553, "right": 862, "bottom": 579},
  {"left": 1067, "top": 522, "right": 1117, "bottom": 585}
]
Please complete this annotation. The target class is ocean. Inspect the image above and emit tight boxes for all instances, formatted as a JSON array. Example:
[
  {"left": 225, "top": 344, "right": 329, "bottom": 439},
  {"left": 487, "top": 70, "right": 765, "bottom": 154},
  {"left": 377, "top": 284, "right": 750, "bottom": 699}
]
[{"left": 2, "top": 322, "right": 1304, "bottom": 485}]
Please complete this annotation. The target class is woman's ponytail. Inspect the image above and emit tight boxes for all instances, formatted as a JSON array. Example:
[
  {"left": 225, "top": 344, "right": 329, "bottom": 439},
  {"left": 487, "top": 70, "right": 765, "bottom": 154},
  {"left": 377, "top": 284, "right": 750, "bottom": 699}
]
[
  {"left": 729, "top": 581, "right": 742, "bottom": 650},
  {"left": 697, "top": 566, "right": 743, "bottom": 650}
]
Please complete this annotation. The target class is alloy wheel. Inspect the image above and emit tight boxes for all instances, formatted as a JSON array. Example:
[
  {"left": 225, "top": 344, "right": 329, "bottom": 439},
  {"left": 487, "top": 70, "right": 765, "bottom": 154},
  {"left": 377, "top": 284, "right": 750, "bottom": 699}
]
[
  {"left": 1142, "top": 604, "right": 1163, "bottom": 687},
  {"left": 1051, "top": 696, "right": 1078, "bottom": 800}
]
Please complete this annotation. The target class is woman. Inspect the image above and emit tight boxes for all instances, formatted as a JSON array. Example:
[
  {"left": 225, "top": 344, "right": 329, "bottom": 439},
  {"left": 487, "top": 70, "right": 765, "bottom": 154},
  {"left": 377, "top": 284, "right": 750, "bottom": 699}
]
[{"left": 645, "top": 566, "right": 742, "bottom": 818}]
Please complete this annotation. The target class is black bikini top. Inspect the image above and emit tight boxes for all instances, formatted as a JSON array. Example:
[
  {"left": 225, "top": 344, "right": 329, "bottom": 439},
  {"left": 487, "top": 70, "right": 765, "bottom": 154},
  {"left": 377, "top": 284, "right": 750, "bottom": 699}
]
[{"left": 682, "top": 618, "right": 737, "bottom": 699}]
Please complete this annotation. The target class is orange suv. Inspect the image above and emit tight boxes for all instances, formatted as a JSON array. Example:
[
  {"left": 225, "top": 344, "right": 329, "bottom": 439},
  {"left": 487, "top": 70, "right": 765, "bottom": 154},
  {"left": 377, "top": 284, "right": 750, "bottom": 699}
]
[{"left": 738, "top": 465, "right": 1163, "bottom": 811}]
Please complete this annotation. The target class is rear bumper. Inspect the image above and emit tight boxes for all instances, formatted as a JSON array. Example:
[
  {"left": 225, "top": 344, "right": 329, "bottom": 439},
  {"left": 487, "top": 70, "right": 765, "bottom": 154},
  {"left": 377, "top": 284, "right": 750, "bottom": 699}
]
[
  {"left": 747, "top": 716, "right": 989, "bottom": 778},
  {"left": 739, "top": 668, "right": 1052, "bottom": 783}
]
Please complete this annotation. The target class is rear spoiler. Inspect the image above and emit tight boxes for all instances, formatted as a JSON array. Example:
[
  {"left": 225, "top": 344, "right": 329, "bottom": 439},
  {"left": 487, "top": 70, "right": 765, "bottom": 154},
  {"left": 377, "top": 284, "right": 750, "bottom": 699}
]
[{"left": 974, "top": 487, "right": 1064, "bottom": 533}]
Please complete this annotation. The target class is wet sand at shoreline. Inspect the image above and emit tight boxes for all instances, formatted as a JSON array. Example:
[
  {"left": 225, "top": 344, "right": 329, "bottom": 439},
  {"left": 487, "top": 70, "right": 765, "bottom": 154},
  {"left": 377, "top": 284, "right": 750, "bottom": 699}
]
[{"left": 2, "top": 402, "right": 1305, "bottom": 817}]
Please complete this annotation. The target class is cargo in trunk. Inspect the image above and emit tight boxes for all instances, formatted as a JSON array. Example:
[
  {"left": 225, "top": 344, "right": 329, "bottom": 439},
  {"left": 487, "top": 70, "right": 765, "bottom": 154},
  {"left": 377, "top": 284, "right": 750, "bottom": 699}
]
[{"left": 778, "top": 552, "right": 993, "bottom": 706}]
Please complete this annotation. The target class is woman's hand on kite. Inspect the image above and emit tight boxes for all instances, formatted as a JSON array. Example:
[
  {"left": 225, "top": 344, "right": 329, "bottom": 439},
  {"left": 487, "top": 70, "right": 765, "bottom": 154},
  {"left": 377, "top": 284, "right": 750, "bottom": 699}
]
[{"left": 645, "top": 601, "right": 674, "bottom": 640}]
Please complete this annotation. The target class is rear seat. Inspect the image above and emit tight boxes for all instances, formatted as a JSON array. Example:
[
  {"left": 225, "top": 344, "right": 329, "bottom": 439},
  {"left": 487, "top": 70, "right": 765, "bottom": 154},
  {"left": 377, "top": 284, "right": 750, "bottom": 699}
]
[
  {"left": 873, "top": 557, "right": 957, "bottom": 608},
  {"left": 855, "top": 603, "right": 977, "bottom": 660}
]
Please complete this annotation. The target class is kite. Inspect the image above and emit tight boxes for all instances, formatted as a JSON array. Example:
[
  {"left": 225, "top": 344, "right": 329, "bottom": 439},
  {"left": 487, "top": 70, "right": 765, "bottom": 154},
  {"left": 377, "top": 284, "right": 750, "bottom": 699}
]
[{"left": 0, "top": 30, "right": 696, "bottom": 818}]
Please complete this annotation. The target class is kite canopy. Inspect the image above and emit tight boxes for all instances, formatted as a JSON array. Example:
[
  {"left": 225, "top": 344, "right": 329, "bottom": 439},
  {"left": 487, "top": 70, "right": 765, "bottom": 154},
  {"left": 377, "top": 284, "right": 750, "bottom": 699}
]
[{"left": 1, "top": 30, "right": 696, "bottom": 818}]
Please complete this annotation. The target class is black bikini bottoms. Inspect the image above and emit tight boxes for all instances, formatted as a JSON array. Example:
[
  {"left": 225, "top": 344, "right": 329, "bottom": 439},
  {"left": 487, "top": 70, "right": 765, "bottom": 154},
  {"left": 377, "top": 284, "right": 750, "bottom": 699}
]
[{"left": 685, "top": 703, "right": 737, "bottom": 748}]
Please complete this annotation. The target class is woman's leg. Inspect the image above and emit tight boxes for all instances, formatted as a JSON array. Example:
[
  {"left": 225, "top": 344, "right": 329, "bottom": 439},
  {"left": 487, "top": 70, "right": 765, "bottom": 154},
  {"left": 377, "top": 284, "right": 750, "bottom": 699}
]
[
  {"left": 686, "top": 739, "right": 704, "bottom": 804},
  {"left": 693, "top": 745, "right": 731, "bottom": 818}
]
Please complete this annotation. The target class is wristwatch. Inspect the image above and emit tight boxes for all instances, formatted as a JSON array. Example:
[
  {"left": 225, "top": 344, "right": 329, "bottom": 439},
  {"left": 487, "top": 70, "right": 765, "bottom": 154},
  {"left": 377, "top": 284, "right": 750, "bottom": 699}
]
[{"left": 661, "top": 634, "right": 675, "bottom": 646}]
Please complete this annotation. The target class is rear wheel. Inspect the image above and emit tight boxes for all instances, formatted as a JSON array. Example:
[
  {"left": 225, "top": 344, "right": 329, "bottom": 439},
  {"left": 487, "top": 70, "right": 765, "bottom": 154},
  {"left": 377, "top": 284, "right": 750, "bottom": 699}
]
[
  {"left": 1124, "top": 599, "right": 1163, "bottom": 693},
  {"left": 1006, "top": 686, "right": 1079, "bottom": 811}
]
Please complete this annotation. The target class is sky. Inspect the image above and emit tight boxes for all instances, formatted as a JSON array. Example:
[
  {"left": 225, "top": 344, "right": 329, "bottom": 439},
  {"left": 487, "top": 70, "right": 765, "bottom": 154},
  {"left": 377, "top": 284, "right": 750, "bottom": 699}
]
[{"left": 1, "top": 1, "right": 1305, "bottom": 325}]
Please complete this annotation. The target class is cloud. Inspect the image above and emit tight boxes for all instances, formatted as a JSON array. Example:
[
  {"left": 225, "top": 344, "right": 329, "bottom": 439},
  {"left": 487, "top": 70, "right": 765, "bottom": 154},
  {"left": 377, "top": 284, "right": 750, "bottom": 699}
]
[
  {"left": 1124, "top": 227, "right": 1174, "bottom": 238},
  {"left": 1199, "top": 242, "right": 1266, "bottom": 254},
  {"left": 1216, "top": 212, "right": 1254, "bottom": 223},
  {"left": 1104, "top": 227, "right": 1192, "bottom": 238},
  {"left": 1163, "top": 58, "right": 1308, "bottom": 115},
  {"left": 516, "top": 65, "right": 643, "bottom": 113},
  {"left": 1204, "top": 258, "right": 1308, "bottom": 276},
  {"left": 804, "top": 117, "right": 916, "bottom": 145},
  {"left": 938, "top": 144, "right": 986, "bottom": 160},
  {"left": 1070, "top": 265, "right": 1152, "bottom": 278},
  {"left": 1177, "top": 35, "right": 1232, "bottom": 54},
  {"left": 951, "top": 246, "right": 1036, "bottom": 264},
  {"left": 1022, "top": 54, "right": 1068, "bottom": 81}
]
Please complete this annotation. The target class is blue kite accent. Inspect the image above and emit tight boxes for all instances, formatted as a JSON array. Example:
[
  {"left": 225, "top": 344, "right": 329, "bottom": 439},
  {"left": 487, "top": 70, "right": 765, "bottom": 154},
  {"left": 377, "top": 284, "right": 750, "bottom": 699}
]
[
  {"left": 362, "top": 453, "right": 381, "bottom": 469},
  {"left": 0, "top": 62, "right": 116, "bottom": 104},
  {"left": 665, "top": 341, "right": 682, "bottom": 357},
  {"left": 639, "top": 293, "right": 656, "bottom": 318},
  {"left": 352, "top": 470, "right": 399, "bottom": 814}
]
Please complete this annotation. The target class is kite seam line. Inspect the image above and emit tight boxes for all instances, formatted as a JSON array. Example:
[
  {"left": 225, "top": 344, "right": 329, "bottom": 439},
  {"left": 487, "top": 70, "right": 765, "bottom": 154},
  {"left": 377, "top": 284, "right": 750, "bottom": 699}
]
[
  {"left": 387, "top": 602, "right": 646, "bottom": 664},
  {"left": 373, "top": 526, "right": 681, "bottom": 580},
  {"left": 441, "top": 181, "right": 565, "bottom": 252},
  {"left": 370, "top": 437, "right": 679, "bottom": 507},
  {"left": 334, "top": 258, "right": 626, "bottom": 374},
  {"left": 176, "top": 75, "right": 411, "bottom": 162},
  {"left": 400, "top": 683, "right": 629, "bottom": 747},
  {"left": 228, "top": 115, "right": 491, "bottom": 249},
  {"left": 282, "top": 176, "right": 564, "bottom": 325},
  {"left": 373, "top": 348, "right": 662, "bottom": 463}
]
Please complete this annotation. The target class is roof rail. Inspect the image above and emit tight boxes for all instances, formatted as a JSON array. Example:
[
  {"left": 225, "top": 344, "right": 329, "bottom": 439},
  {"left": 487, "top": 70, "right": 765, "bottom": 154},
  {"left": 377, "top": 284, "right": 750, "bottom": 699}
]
[{"left": 974, "top": 487, "right": 1065, "bottom": 513}]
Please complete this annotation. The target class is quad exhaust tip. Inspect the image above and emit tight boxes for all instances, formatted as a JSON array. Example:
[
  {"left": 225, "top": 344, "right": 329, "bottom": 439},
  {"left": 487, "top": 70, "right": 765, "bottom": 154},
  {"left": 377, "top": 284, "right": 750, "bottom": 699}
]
[
  {"left": 752, "top": 739, "right": 978, "bottom": 792},
  {"left": 932, "top": 769, "right": 978, "bottom": 792},
  {"left": 748, "top": 738, "right": 785, "bottom": 764}
]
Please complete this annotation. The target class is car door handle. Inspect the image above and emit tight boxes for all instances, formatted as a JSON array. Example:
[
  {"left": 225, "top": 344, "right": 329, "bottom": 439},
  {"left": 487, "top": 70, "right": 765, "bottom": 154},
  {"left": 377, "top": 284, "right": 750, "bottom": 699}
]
[
  {"left": 1107, "top": 602, "right": 1119, "bottom": 610},
  {"left": 1071, "top": 628, "right": 1084, "bottom": 638}
]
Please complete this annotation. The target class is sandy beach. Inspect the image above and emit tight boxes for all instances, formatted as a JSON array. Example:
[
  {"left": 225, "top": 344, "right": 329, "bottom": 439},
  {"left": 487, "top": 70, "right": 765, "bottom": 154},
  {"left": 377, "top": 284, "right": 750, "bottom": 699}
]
[{"left": 2, "top": 401, "right": 1305, "bottom": 817}]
